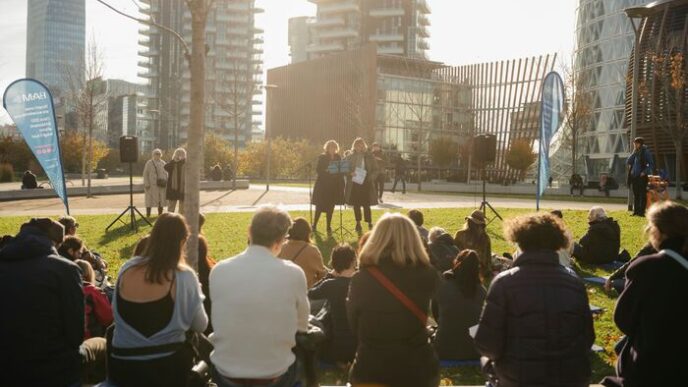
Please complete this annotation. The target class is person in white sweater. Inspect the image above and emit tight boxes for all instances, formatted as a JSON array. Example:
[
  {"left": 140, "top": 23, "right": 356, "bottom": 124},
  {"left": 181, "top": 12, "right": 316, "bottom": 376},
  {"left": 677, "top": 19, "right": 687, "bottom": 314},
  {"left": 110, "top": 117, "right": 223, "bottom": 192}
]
[{"left": 209, "top": 206, "right": 310, "bottom": 387}]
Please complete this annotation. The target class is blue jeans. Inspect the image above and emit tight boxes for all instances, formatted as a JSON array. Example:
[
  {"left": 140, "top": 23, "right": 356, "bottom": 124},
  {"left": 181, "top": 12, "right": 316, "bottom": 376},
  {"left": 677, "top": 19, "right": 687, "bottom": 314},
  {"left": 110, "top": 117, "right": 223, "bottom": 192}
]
[{"left": 212, "top": 360, "right": 300, "bottom": 387}]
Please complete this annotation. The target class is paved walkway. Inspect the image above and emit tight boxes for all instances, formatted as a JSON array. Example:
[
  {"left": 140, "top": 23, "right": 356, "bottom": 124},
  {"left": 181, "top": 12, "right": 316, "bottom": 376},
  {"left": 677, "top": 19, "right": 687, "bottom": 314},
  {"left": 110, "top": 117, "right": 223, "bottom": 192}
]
[{"left": 0, "top": 184, "right": 629, "bottom": 216}]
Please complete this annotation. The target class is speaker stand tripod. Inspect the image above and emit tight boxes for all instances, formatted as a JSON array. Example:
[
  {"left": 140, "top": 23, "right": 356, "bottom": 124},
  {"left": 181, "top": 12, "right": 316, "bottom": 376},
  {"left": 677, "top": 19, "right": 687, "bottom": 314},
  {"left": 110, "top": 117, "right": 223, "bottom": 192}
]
[
  {"left": 334, "top": 204, "right": 356, "bottom": 241},
  {"left": 478, "top": 169, "right": 502, "bottom": 224},
  {"left": 106, "top": 162, "right": 151, "bottom": 232}
]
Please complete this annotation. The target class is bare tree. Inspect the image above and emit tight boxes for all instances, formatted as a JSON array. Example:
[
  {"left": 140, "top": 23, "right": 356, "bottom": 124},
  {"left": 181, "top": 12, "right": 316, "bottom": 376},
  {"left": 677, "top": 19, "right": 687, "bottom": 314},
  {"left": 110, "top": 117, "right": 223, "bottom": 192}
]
[
  {"left": 60, "top": 38, "right": 106, "bottom": 198},
  {"left": 560, "top": 53, "right": 592, "bottom": 177}
]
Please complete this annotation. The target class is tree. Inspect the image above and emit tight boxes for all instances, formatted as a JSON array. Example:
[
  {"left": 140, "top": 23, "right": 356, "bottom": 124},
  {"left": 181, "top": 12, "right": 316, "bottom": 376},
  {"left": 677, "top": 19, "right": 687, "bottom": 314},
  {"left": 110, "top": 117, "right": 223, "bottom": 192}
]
[
  {"left": 561, "top": 53, "right": 592, "bottom": 176},
  {"left": 429, "top": 137, "right": 458, "bottom": 167},
  {"left": 506, "top": 139, "right": 537, "bottom": 180},
  {"left": 652, "top": 51, "right": 687, "bottom": 199},
  {"left": 59, "top": 132, "right": 109, "bottom": 173},
  {"left": 238, "top": 137, "right": 320, "bottom": 179},
  {"left": 199, "top": 132, "right": 234, "bottom": 172},
  {"left": 61, "top": 38, "right": 106, "bottom": 198}
]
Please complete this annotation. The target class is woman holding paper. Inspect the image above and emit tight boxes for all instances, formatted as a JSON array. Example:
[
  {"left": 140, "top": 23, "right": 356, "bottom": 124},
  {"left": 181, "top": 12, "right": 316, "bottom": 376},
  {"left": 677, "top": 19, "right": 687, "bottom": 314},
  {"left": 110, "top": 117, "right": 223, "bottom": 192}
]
[
  {"left": 311, "top": 140, "right": 345, "bottom": 235},
  {"left": 345, "top": 138, "right": 378, "bottom": 233}
]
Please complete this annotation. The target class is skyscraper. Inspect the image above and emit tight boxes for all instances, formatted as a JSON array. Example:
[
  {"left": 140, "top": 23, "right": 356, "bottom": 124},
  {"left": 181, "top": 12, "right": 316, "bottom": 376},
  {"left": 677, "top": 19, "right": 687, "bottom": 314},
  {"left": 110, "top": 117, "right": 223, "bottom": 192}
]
[
  {"left": 575, "top": 0, "right": 652, "bottom": 179},
  {"left": 25, "top": 0, "right": 86, "bottom": 95},
  {"left": 295, "top": 0, "right": 430, "bottom": 61},
  {"left": 139, "top": 0, "right": 263, "bottom": 149}
]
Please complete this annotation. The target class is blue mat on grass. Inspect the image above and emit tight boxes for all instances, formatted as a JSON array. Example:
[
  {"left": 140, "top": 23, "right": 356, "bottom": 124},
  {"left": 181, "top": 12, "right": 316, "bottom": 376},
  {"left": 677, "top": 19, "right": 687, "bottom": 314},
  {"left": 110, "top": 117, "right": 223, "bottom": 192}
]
[
  {"left": 583, "top": 276, "right": 608, "bottom": 285},
  {"left": 440, "top": 360, "right": 481, "bottom": 367}
]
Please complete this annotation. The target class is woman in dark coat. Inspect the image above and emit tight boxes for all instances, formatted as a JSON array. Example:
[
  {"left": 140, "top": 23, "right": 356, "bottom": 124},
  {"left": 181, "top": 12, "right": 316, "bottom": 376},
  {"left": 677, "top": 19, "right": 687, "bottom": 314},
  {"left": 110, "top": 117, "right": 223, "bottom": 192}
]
[
  {"left": 347, "top": 213, "right": 439, "bottom": 387},
  {"left": 311, "top": 140, "right": 345, "bottom": 235},
  {"left": 165, "top": 147, "right": 186, "bottom": 213},
  {"left": 602, "top": 202, "right": 688, "bottom": 387},
  {"left": 344, "top": 138, "right": 378, "bottom": 233},
  {"left": 433, "top": 249, "right": 486, "bottom": 361}
]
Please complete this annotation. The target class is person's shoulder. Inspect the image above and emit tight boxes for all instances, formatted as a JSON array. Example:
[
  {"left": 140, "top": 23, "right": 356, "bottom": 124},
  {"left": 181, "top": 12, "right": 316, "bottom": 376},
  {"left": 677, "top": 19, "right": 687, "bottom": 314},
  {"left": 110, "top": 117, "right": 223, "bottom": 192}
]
[{"left": 627, "top": 250, "right": 682, "bottom": 276}]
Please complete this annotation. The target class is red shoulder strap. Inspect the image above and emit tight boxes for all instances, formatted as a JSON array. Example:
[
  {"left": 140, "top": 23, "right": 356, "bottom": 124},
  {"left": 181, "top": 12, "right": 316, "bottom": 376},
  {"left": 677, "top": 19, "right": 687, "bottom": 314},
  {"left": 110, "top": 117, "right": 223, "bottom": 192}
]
[{"left": 366, "top": 266, "right": 428, "bottom": 325}]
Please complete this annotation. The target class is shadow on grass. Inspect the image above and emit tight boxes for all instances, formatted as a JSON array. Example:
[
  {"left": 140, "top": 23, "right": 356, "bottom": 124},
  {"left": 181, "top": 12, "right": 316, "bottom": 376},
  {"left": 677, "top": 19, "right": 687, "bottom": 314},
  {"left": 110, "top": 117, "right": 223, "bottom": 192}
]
[{"left": 99, "top": 217, "right": 152, "bottom": 246}]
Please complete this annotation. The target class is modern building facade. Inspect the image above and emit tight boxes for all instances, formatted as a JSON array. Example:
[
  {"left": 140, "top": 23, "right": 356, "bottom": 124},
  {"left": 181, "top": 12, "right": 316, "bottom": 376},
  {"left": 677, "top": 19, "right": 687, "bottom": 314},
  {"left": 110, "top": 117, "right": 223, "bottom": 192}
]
[
  {"left": 108, "top": 94, "right": 154, "bottom": 154},
  {"left": 139, "top": 0, "right": 263, "bottom": 149},
  {"left": 289, "top": 16, "right": 315, "bottom": 64},
  {"left": 298, "top": 0, "right": 430, "bottom": 61},
  {"left": 25, "top": 0, "right": 86, "bottom": 95},
  {"left": 575, "top": 0, "right": 653, "bottom": 180},
  {"left": 624, "top": 0, "right": 688, "bottom": 180}
]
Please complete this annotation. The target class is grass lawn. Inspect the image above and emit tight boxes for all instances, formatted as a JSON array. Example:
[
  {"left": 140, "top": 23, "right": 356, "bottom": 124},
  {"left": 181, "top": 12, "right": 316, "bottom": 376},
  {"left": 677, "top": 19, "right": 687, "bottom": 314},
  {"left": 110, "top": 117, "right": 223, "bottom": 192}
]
[{"left": 0, "top": 208, "right": 648, "bottom": 385}]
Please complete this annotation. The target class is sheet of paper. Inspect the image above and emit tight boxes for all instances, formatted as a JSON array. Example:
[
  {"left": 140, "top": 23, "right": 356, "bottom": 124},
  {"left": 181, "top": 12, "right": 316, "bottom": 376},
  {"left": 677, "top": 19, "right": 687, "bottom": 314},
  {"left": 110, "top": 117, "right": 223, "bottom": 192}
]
[
  {"left": 469, "top": 324, "right": 479, "bottom": 338},
  {"left": 352, "top": 166, "right": 367, "bottom": 185}
]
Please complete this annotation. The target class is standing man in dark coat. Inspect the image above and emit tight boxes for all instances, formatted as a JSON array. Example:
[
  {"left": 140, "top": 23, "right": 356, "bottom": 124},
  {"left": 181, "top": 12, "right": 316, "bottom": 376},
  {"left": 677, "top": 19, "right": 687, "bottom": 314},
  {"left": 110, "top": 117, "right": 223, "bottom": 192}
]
[
  {"left": 626, "top": 137, "right": 654, "bottom": 216},
  {"left": 311, "top": 140, "right": 345, "bottom": 235},
  {"left": 371, "top": 143, "right": 386, "bottom": 203},
  {"left": 0, "top": 218, "right": 84, "bottom": 387},
  {"left": 573, "top": 206, "right": 621, "bottom": 264},
  {"left": 391, "top": 153, "right": 407, "bottom": 194},
  {"left": 165, "top": 147, "right": 187, "bottom": 213}
]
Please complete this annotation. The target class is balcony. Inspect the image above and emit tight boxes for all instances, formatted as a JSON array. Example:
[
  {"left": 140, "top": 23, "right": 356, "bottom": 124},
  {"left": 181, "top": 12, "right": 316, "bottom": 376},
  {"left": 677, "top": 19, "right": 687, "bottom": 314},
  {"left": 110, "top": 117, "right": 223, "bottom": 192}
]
[
  {"left": 416, "top": 0, "right": 430, "bottom": 14},
  {"left": 311, "top": 16, "right": 345, "bottom": 28},
  {"left": 319, "top": 1, "right": 359, "bottom": 14},
  {"left": 369, "top": 32, "right": 404, "bottom": 42},
  {"left": 306, "top": 41, "right": 345, "bottom": 53},
  {"left": 369, "top": 7, "right": 405, "bottom": 18},
  {"left": 317, "top": 27, "right": 359, "bottom": 39},
  {"left": 418, "top": 39, "right": 429, "bottom": 50},
  {"left": 138, "top": 69, "right": 158, "bottom": 79},
  {"left": 417, "top": 25, "right": 429, "bottom": 38},
  {"left": 139, "top": 49, "right": 160, "bottom": 57},
  {"left": 418, "top": 14, "right": 430, "bottom": 26},
  {"left": 137, "top": 60, "right": 153, "bottom": 68},
  {"left": 378, "top": 45, "right": 404, "bottom": 55}
]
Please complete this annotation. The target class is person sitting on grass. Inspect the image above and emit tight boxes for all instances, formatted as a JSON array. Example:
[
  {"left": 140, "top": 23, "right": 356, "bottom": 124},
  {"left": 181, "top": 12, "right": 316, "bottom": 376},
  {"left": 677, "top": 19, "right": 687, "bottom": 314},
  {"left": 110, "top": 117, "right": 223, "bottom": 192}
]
[
  {"left": 58, "top": 235, "right": 85, "bottom": 261},
  {"left": 604, "top": 242, "right": 656, "bottom": 294},
  {"left": 454, "top": 210, "right": 492, "bottom": 281},
  {"left": 308, "top": 243, "right": 358, "bottom": 365},
  {"left": 210, "top": 207, "right": 309, "bottom": 387},
  {"left": 572, "top": 206, "right": 621, "bottom": 265},
  {"left": 549, "top": 209, "right": 574, "bottom": 268},
  {"left": 408, "top": 209, "right": 429, "bottom": 241},
  {"left": 428, "top": 227, "right": 459, "bottom": 273},
  {"left": 75, "top": 259, "right": 113, "bottom": 340},
  {"left": 58, "top": 215, "right": 109, "bottom": 283},
  {"left": 279, "top": 217, "right": 328, "bottom": 288},
  {"left": 109, "top": 213, "right": 208, "bottom": 387},
  {"left": 475, "top": 213, "right": 594, "bottom": 387},
  {"left": 433, "top": 249, "right": 486, "bottom": 361},
  {"left": 602, "top": 202, "right": 688, "bottom": 387}
]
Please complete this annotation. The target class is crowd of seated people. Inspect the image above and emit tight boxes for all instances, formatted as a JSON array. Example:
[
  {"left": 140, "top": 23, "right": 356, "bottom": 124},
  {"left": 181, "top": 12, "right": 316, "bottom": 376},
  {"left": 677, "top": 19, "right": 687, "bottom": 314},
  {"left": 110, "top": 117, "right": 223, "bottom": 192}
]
[{"left": 2, "top": 202, "right": 688, "bottom": 387}]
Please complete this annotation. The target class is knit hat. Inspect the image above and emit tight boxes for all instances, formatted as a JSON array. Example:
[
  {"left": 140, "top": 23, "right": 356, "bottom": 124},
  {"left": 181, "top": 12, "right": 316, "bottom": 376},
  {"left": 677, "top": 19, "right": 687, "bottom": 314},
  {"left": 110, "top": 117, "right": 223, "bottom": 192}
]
[
  {"left": 20, "top": 218, "right": 65, "bottom": 245},
  {"left": 465, "top": 210, "right": 486, "bottom": 225}
]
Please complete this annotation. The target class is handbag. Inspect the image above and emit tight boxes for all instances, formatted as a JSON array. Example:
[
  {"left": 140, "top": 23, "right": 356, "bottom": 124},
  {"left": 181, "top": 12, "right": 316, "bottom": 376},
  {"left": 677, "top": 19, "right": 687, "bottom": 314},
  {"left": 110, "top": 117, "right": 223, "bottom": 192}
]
[
  {"left": 366, "top": 266, "right": 428, "bottom": 325},
  {"left": 153, "top": 162, "right": 167, "bottom": 188}
]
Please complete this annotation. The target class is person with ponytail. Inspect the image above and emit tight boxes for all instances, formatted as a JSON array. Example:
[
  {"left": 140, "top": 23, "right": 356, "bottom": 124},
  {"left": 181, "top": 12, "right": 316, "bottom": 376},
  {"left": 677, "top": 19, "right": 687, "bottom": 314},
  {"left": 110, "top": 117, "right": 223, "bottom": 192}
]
[
  {"left": 433, "top": 249, "right": 486, "bottom": 361},
  {"left": 603, "top": 201, "right": 688, "bottom": 387}
]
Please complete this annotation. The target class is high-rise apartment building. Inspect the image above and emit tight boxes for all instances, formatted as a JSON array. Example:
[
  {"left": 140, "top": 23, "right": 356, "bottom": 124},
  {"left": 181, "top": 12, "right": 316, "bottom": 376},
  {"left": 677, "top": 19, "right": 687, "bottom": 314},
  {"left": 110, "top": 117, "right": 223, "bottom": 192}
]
[
  {"left": 289, "top": 16, "right": 315, "bottom": 64},
  {"left": 294, "top": 0, "right": 430, "bottom": 62},
  {"left": 25, "top": 0, "right": 85, "bottom": 95},
  {"left": 139, "top": 0, "right": 263, "bottom": 149},
  {"left": 575, "top": 0, "right": 652, "bottom": 179}
]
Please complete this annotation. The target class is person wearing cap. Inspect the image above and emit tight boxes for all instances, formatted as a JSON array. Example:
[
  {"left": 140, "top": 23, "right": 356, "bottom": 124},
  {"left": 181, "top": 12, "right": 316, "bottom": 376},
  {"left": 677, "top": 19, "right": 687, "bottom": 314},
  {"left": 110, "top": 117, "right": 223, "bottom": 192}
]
[
  {"left": 143, "top": 148, "right": 168, "bottom": 217},
  {"left": 626, "top": 137, "right": 654, "bottom": 216},
  {"left": 0, "top": 218, "right": 85, "bottom": 386},
  {"left": 454, "top": 210, "right": 492, "bottom": 280},
  {"left": 572, "top": 206, "right": 621, "bottom": 265}
]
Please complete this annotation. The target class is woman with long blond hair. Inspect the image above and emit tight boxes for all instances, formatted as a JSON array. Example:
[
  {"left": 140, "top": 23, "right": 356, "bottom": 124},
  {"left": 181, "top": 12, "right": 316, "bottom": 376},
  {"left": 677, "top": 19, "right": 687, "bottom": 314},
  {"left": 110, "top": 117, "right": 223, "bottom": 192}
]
[
  {"left": 347, "top": 213, "right": 440, "bottom": 387},
  {"left": 344, "top": 137, "right": 378, "bottom": 233},
  {"left": 311, "top": 140, "right": 345, "bottom": 235}
]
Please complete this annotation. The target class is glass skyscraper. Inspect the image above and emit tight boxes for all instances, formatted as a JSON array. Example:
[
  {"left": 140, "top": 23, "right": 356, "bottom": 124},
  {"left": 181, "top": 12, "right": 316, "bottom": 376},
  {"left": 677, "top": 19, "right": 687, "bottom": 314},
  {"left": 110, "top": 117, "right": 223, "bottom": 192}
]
[
  {"left": 575, "top": 0, "right": 651, "bottom": 179},
  {"left": 25, "top": 0, "right": 85, "bottom": 95}
]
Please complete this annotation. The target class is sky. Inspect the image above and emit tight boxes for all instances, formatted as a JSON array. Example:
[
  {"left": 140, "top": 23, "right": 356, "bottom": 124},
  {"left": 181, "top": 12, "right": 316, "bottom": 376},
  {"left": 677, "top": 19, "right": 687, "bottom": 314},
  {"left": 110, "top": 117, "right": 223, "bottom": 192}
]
[{"left": 0, "top": 0, "right": 578, "bottom": 124}]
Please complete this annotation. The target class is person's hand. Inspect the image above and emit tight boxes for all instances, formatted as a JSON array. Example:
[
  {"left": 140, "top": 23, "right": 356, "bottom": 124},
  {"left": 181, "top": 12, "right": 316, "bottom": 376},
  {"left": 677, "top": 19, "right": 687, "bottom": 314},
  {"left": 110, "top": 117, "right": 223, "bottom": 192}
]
[{"left": 604, "top": 279, "right": 612, "bottom": 292}]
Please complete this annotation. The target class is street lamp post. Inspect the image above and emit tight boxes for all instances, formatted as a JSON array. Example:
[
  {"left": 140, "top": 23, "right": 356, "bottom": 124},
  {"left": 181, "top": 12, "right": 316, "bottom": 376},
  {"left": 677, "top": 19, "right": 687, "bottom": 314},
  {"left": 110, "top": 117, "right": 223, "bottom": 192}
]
[
  {"left": 625, "top": 6, "right": 649, "bottom": 211},
  {"left": 263, "top": 84, "right": 278, "bottom": 192}
]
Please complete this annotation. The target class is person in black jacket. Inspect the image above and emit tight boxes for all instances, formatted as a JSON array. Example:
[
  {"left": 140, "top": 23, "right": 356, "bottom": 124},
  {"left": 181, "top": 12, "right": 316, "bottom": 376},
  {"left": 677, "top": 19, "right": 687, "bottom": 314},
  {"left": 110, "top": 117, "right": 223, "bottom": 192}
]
[
  {"left": 475, "top": 213, "right": 595, "bottom": 387},
  {"left": 165, "top": 147, "right": 187, "bottom": 213},
  {"left": 312, "top": 140, "right": 345, "bottom": 235},
  {"left": 308, "top": 244, "right": 357, "bottom": 364},
  {"left": 391, "top": 153, "right": 407, "bottom": 194},
  {"left": 428, "top": 227, "right": 459, "bottom": 273},
  {"left": 433, "top": 249, "right": 486, "bottom": 361},
  {"left": 0, "top": 218, "right": 85, "bottom": 387},
  {"left": 602, "top": 202, "right": 688, "bottom": 387},
  {"left": 347, "top": 213, "right": 439, "bottom": 387},
  {"left": 21, "top": 169, "right": 38, "bottom": 189},
  {"left": 573, "top": 206, "right": 621, "bottom": 264}
]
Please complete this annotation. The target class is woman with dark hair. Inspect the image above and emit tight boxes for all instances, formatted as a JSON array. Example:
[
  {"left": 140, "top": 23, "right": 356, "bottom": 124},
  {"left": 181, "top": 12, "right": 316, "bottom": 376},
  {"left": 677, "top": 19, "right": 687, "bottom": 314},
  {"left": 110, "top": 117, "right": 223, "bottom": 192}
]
[
  {"left": 109, "top": 213, "right": 208, "bottom": 387},
  {"left": 57, "top": 235, "right": 84, "bottom": 261},
  {"left": 347, "top": 213, "right": 439, "bottom": 387},
  {"left": 602, "top": 202, "right": 688, "bottom": 387},
  {"left": 278, "top": 217, "right": 327, "bottom": 288},
  {"left": 475, "top": 213, "right": 594, "bottom": 387},
  {"left": 454, "top": 210, "right": 492, "bottom": 280},
  {"left": 196, "top": 213, "right": 216, "bottom": 334},
  {"left": 344, "top": 138, "right": 378, "bottom": 233},
  {"left": 312, "top": 140, "right": 345, "bottom": 235},
  {"left": 433, "top": 250, "right": 486, "bottom": 361}
]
